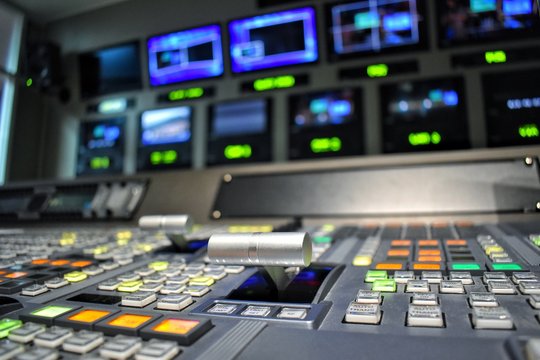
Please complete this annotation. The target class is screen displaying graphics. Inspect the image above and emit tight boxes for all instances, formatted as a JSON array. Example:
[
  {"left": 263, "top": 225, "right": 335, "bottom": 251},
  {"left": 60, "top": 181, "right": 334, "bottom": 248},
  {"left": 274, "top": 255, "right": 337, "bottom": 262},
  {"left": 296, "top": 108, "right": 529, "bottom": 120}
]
[
  {"left": 147, "top": 25, "right": 224, "bottom": 86},
  {"left": 79, "top": 41, "right": 142, "bottom": 99},
  {"left": 380, "top": 77, "right": 470, "bottom": 153},
  {"left": 483, "top": 68, "right": 540, "bottom": 147},
  {"left": 328, "top": 0, "right": 427, "bottom": 59},
  {"left": 229, "top": 7, "right": 318, "bottom": 73},
  {"left": 77, "top": 118, "right": 125, "bottom": 176},
  {"left": 289, "top": 88, "right": 364, "bottom": 160},
  {"left": 138, "top": 107, "right": 193, "bottom": 171},
  {"left": 207, "top": 99, "right": 272, "bottom": 165},
  {"left": 437, "top": 0, "right": 540, "bottom": 47}
]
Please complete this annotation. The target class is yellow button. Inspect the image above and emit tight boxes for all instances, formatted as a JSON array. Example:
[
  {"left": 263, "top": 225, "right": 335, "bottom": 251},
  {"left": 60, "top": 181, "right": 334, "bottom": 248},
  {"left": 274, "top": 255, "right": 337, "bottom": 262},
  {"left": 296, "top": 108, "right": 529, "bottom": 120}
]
[
  {"left": 353, "top": 256, "right": 372, "bottom": 266},
  {"left": 148, "top": 261, "right": 169, "bottom": 271},
  {"left": 117, "top": 280, "right": 143, "bottom": 293},
  {"left": 189, "top": 277, "right": 215, "bottom": 287},
  {"left": 485, "top": 246, "right": 504, "bottom": 255},
  {"left": 68, "top": 309, "right": 111, "bottom": 323},
  {"left": 152, "top": 318, "right": 200, "bottom": 335},
  {"left": 64, "top": 271, "right": 88, "bottom": 283},
  {"left": 108, "top": 314, "right": 152, "bottom": 329}
]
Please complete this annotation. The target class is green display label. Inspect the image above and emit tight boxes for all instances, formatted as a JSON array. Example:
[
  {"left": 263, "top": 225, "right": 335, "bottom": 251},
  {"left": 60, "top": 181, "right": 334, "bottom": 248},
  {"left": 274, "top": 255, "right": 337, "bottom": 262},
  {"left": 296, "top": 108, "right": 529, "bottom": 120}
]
[
  {"left": 224, "top": 145, "right": 252, "bottom": 160},
  {"left": 408, "top": 132, "right": 442, "bottom": 146},
  {"left": 90, "top": 156, "right": 110, "bottom": 170},
  {"left": 485, "top": 50, "right": 507, "bottom": 64},
  {"left": 310, "top": 137, "right": 342, "bottom": 153},
  {"left": 519, "top": 124, "right": 539, "bottom": 138},
  {"left": 150, "top": 150, "right": 178, "bottom": 165},
  {"left": 168, "top": 87, "right": 204, "bottom": 101},
  {"left": 253, "top": 75, "right": 295, "bottom": 92},
  {"left": 366, "top": 64, "right": 389, "bottom": 78}
]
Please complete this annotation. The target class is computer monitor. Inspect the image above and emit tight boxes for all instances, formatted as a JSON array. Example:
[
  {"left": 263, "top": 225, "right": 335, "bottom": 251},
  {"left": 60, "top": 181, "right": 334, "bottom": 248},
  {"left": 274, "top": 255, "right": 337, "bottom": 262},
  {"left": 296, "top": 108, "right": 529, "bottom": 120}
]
[
  {"left": 77, "top": 118, "right": 125, "bottom": 176},
  {"left": 229, "top": 7, "right": 318, "bottom": 73},
  {"left": 147, "top": 24, "right": 224, "bottom": 86},
  {"left": 137, "top": 106, "right": 193, "bottom": 171},
  {"left": 380, "top": 77, "right": 470, "bottom": 153},
  {"left": 79, "top": 41, "right": 142, "bottom": 99},
  {"left": 207, "top": 98, "right": 272, "bottom": 165},
  {"left": 327, "top": 0, "right": 428, "bottom": 60},
  {"left": 288, "top": 88, "right": 364, "bottom": 160},
  {"left": 483, "top": 68, "right": 540, "bottom": 147},
  {"left": 437, "top": 0, "right": 540, "bottom": 47}
]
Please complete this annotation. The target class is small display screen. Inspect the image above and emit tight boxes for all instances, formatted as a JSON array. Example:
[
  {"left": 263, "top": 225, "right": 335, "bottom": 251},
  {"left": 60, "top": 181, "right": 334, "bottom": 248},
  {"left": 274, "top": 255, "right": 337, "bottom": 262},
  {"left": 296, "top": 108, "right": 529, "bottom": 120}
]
[
  {"left": 45, "top": 189, "right": 96, "bottom": 213},
  {"left": 229, "top": 7, "right": 318, "bottom": 73},
  {"left": 290, "top": 89, "right": 359, "bottom": 129},
  {"left": 380, "top": 77, "right": 470, "bottom": 153},
  {"left": 79, "top": 41, "right": 142, "bottom": 99},
  {"left": 140, "top": 107, "right": 192, "bottom": 146},
  {"left": 0, "top": 194, "right": 30, "bottom": 214},
  {"left": 81, "top": 119, "right": 123, "bottom": 150},
  {"left": 328, "top": 0, "right": 426, "bottom": 59},
  {"left": 437, "top": 0, "right": 540, "bottom": 47},
  {"left": 211, "top": 99, "right": 268, "bottom": 139},
  {"left": 483, "top": 68, "right": 540, "bottom": 147},
  {"left": 147, "top": 25, "right": 224, "bottom": 86}
]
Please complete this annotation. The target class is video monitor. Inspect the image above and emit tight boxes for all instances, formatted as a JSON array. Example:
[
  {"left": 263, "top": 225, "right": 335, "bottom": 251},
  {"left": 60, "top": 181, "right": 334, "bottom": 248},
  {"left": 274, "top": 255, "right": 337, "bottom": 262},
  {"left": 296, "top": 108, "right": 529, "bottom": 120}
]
[
  {"left": 77, "top": 118, "right": 125, "bottom": 176},
  {"left": 207, "top": 98, "right": 272, "bottom": 165},
  {"left": 327, "top": 0, "right": 428, "bottom": 60},
  {"left": 147, "top": 25, "right": 224, "bottom": 86},
  {"left": 437, "top": 0, "right": 540, "bottom": 47},
  {"left": 380, "top": 77, "right": 470, "bottom": 153},
  {"left": 79, "top": 41, "right": 142, "bottom": 99},
  {"left": 137, "top": 106, "right": 193, "bottom": 171},
  {"left": 288, "top": 88, "right": 364, "bottom": 160},
  {"left": 229, "top": 7, "right": 318, "bottom": 73},
  {"left": 483, "top": 68, "right": 540, "bottom": 147}
]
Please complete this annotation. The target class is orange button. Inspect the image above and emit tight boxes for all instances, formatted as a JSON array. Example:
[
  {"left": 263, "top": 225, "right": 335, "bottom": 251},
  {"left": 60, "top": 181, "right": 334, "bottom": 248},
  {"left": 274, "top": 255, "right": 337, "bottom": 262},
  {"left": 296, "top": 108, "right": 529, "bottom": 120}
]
[
  {"left": 446, "top": 239, "right": 467, "bottom": 246},
  {"left": 108, "top": 314, "right": 153, "bottom": 329},
  {"left": 413, "top": 263, "right": 441, "bottom": 270},
  {"left": 418, "top": 249, "right": 441, "bottom": 256},
  {"left": 152, "top": 318, "right": 200, "bottom": 335},
  {"left": 50, "top": 260, "right": 70, "bottom": 266},
  {"left": 432, "top": 222, "right": 449, "bottom": 228},
  {"left": 71, "top": 261, "right": 92, "bottom": 268},
  {"left": 418, "top": 256, "right": 442, "bottom": 262},
  {"left": 31, "top": 259, "right": 50, "bottom": 265},
  {"left": 391, "top": 240, "right": 411, "bottom": 246},
  {"left": 418, "top": 240, "right": 439, "bottom": 246},
  {"left": 387, "top": 249, "right": 410, "bottom": 257},
  {"left": 69, "top": 309, "right": 111, "bottom": 323},
  {"left": 5, "top": 272, "right": 27, "bottom": 279},
  {"left": 0, "top": 271, "right": 6, "bottom": 275},
  {"left": 375, "top": 263, "right": 404, "bottom": 270}
]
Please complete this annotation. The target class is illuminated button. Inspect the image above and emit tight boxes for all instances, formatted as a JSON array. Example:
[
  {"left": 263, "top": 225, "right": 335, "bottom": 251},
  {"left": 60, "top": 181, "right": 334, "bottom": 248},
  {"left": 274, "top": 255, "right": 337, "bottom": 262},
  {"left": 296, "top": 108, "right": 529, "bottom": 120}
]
[
  {"left": 207, "top": 303, "right": 239, "bottom": 315},
  {"left": 491, "top": 263, "right": 523, "bottom": 271},
  {"left": 107, "top": 314, "right": 154, "bottom": 330},
  {"left": 153, "top": 319, "right": 200, "bottom": 335},
  {"left": 277, "top": 307, "right": 308, "bottom": 320},
  {"left": 313, "top": 236, "right": 332, "bottom": 244},
  {"left": 5, "top": 272, "right": 27, "bottom": 279},
  {"left": 156, "top": 295, "right": 193, "bottom": 311},
  {"left": 421, "top": 271, "right": 443, "bottom": 284},
  {"left": 117, "top": 272, "right": 141, "bottom": 282},
  {"left": 387, "top": 249, "right": 409, "bottom": 257},
  {"left": 148, "top": 261, "right": 169, "bottom": 272},
  {"left": 412, "top": 293, "right": 438, "bottom": 306},
  {"left": 160, "top": 284, "right": 186, "bottom": 295},
  {"left": 135, "top": 339, "right": 180, "bottom": 360},
  {"left": 365, "top": 270, "right": 387, "bottom": 283},
  {"left": 451, "top": 263, "right": 481, "bottom": 271},
  {"left": 440, "top": 280, "right": 465, "bottom": 294},
  {"left": 166, "top": 275, "right": 190, "bottom": 285},
  {"left": 406, "top": 280, "right": 430, "bottom": 293},
  {"left": 99, "top": 279, "right": 122, "bottom": 291},
  {"left": 446, "top": 240, "right": 467, "bottom": 246},
  {"left": 407, "top": 305, "right": 444, "bottom": 328},
  {"left": 488, "top": 280, "right": 516, "bottom": 294},
  {"left": 64, "top": 271, "right": 88, "bottom": 283},
  {"left": 372, "top": 279, "right": 396, "bottom": 292},
  {"left": 353, "top": 256, "right": 372, "bottom": 266},
  {"left": 512, "top": 272, "right": 538, "bottom": 284},
  {"left": 418, "top": 256, "right": 442, "bottom": 262},
  {"left": 99, "top": 335, "right": 142, "bottom": 360},
  {"left": 117, "top": 280, "right": 143, "bottom": 293},
  {"left": 241, "top": 306, "right": 272, "bottom": 317},
  {"left": 8, "top": 322, "right": 45, "bottom": 343},
  {"left": 142, "top": 317, "right": 212, "bottom": 345},
  {"left": 34, "top": 326, "right": 74, "bottom": 348},
  {"left": 183, "top": 285, "right": 210, "bottom": 297},
  {"left": 68, "top": 309, "right": 112, "bottom": 323},
  {"left": 224, "top": 265, "right": 245, "bottom": 274},
  {"left": 31, "top": 305, "right": 75, "bottom": 320},
  {"left": 0, "top": 319, "right": 22, "bottom": 339},
  {"left": 484, "top": 245, "right": 504, "bottom": 255},
  {"left": 394, "top": 271, "right": 414, "bottom": 284},
  {"left": 62, "top": 330, "right": 104, "bottom": 354},
  {"left": 418, "top": 240, "right": 439, "bottom": 247},
  {"left": 355, "top": 290, "right": 381, "bottom": 304},
  {"left": 412, "top": 263, "right": 441, "bottom": 271},
  {"left": 449, "top": 271, "right": 473, "bottom": 285},
  {"left": 189, "top": 277, "right": 215, "bottom": 287},
  {"left": 471, "top": 306, "right": 513, "bottom": 329},
  {"left": 345, "top": 303, "right": 381, "bottom": 324},
  {"left": 31, "top": 259, "right": 50, "bottom": 265},
  {"left": 391, "top": 240, "right": 411, "bottom": 247},
  {"left": 50, "top": 260, "right": 70, "bottom": 266},
  {"left": 519, "top": 281, "right": 540, "bottom": 295},
  {"left": 71, "top": 261, "right": 92, "bottom": 268},
  {"left": 139, "top": 282, "right": 164, "bottom": 293},
  {"left": 375, "top": 263, "right": 404, "bottom": 270},
  {"left": 418, "top": 250, "right": 441, "bottom": 256}
]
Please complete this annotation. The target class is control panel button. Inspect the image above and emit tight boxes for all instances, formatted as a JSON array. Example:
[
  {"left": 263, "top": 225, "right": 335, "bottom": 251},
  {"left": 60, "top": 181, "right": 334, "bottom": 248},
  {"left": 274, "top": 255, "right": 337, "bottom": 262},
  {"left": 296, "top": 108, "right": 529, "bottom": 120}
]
[
  {"left": 141, "top": 317, "right": 212, "bottom": 345},
  {"left": 355, "top": 290, "right": 382, "bottom": 304},
  {"left": 440, "top": 280, "right": 465, "bottom": 294},
  {"left": 277, "top": 308, "right": 308, "bottom": 320},
  {"left": 469, "top": 292, "right": 498, "bottom": 307},
  {"left": 519, "top": 281, "right": 540, "bottom": 295},
  {"left": 122, "top": 292, "right": 157, "bottom": 308},
  {"left": 345, "top": 303, "right": 381, "bottom": 324},
  {"left": 412, "top": 293, "right": 438, "bottom": 306},
  {"left": 207, "top": 303, "right": 238, "bottom": 315},
  {"left": 241, "top": 306, "right": 272, "bottom": 317},
  {"left": 156, "top": 295, "right": 193, "bottom": 311},
  {"left": 406, "top": 280, "right": 430, "bottom": 293},
  {"left": 135, "top": 339, "right": 180, "bottom": 360},
  {"left": 449, "top": 271, "right": 473, "bottom": 285},
  {"left": 394, "top": 271, "right": 414, "bottom": 284},
  {"left": 471, "top": 306, "right": 513, "bottom": 329},
  {"left": 62, "top": 330, "right": 104, "bottom": 354},
  {"left": 407, "top": 305, "right": 444, "bottom": 327},
  {"left": 99, "top": 335, "right": 142, "bottom": 360},
  {"left": 33, "top": 326, "right": 73, "bottom": 348}
]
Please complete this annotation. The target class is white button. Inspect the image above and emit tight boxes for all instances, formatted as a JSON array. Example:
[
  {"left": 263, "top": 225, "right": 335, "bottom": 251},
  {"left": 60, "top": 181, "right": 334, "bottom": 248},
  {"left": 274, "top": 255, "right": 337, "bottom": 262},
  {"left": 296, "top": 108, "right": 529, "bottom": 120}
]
[
  {"left": 488, "top": 281, "right": 516, "bottom": 294},
  {"left": 526, "top": 338, "right": 540, "bottom": 360},
  {"left": 394, "top": 271, "right": 414, "bottom": 284},
  {"left": 407, "top": 305, "right": 444, "bottom": 327},
  {"left": 33, "top": 327, "right": 73, "bottom": 348},
  {"left": 62, "top": 331, "right": 104, "bottom": 354},
  {"left": 471, "top": 306, "right": 513, "bottom": 329},
  {"left": 121, "top": 292, "right": 156, "bottom": 308},
  {"left": 345, "top": 303, "right": 381, "bottom": 324},
  {"left": 520, "top": 281, "right": 540, "bottom": 295},
  {"left": 421, "top": 272, "right": 443, "bottom": 284},
  {"left": 207, "top": 303, "right": 238, "bottom": 315},
  {"left": 406, "top": 280, "right": 430, "bottom": 293},
  {"left": 355, "top": 290, "right": 381, "bottom": 304},
  {"left": 156, "top": 295, "right": 193, "bottom": 311},
  {"left": 469, "top": 292, "right": 498, "bottom": 307},
  {"left": 241, "top": 306, "right": 272, "bottom": 317},
  {"left": 99, "top": 335, "right": 142, "bottom": 360},
  {"left": 412, "top": 293, "right": 438, "bottom": 306},
  {"left": 449, "top": 271, "right": 473, "bottom": 285},
  {"left": 440, "top": 280, "right": 465, "bottom": 294},
  {"left": 277, "top": 308, "right": 308, "bottom": 320}
]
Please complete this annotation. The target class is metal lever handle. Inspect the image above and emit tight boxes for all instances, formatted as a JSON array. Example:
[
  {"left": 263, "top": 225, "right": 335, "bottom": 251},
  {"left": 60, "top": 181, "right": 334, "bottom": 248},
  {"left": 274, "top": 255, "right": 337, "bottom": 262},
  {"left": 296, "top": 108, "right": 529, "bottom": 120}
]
[{"left": 139, "top": 215, "right": 193, "bottom": 234}]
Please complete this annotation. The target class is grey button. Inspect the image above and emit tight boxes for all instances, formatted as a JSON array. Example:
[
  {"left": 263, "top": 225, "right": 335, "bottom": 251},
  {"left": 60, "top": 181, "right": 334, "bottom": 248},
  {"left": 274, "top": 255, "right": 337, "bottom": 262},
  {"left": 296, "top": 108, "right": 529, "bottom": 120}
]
[
  {"left": 469, "top": 292, "right": 498, "bottom": 307},
  {"left": 82, "top": 266, "right": 104, "bottom": 276},
  {"left": 161, "top": 269, "right": 181, "bottom": 278},
  {"left": 345, "top": 302, "right": 381, "bottom": 324},
  {"left": 520, "top": 281, "right": 540, "bottom": 295},
  {"left": 139, "top": 282, "right": 163, "bottom": 293},
  {"left": 8, "top": 323, "right": 46, "bottom": 343},
  {"left": 100, "top": 261, "right": 120, "bottom": 271},
  {"left": 168, "top": 262, "right": 187, "bottom": 271},
  {"left": 512, "top": 272, "right": 538, "bottom": 284},
  {"left": 412, "top": 292, "right": 438, "bottom": 305},
  {"left": 406, "top": 280, "right": 430, "bottom": 293},
  {"left": 224, "top": 265, "right": 245, "bottom": 274},
  {"left": 143, "top": 274, "right": 166, "bottom": 284},
  {"left": 471, "top": 306, "right": 513, "bottom": 329},
  {"left": 183, "top": 285, "right": 210, "bottom": 297},
  {"left": 421, "top": 272, "right": 443, "bottom": 284},
  {"left": 34, "top": 326, "right": 73, "bottom": 348},
  {"left": 135, "top": 339, "right": 180, "bottom": 360},
  {"left": 488, "top": 280, "right": 516, "bottom": 294},
  {"left": 99, "top": 335, "right": 142, "bottom": 360},
  {"left": 449, "top": 271, "right": 473, "bottom": 285},
  {"left": 62, "top": 331, "right": 104, "bottom": 354},
  {"left": 207, "top": 303, "right": 238, "bottom": 315},
  {"left": 21, "top": 284, "right": 48, "bottom": 297},
  {"left": 483, "top": 272, "right": 507, "bottom": 283},
  {"left": 529, "top": 294, "right": 540, "bottom": 309},
  {"left": 241, "top": 306, "right": 272, "bottom": 317},
  {"left": 205, "top": 270, "right": 227, "bottom": 280},
  {"left": 440, "top": 280, "right": 465, "bottom": 294},
  {"left": 160, "top": 284, "right": 186, "bottom": 295},
  {"left": 166, "top": 275, "right": 190, "bottom": 285},
  {"left": 277, "top": 307, "right": 308, "bottom": 320},
  {"left": 135, "top": 267, "right": 155, "bottom": 277},
  {"left": 121, "top": 291, "right": 156, "bottom": 308},
  {"left": 156, "top": 294, "right": 193, "bottom": 311},
  {"left": 204, "top": 265, "right": 225, "bottom": 272},
  {"left": 183, "top": 269, "right": 203, "bottom": 278},
  {"left": 15, "top": 347, "right": 58, "bottom": 360},
  {"left": 394, "top": 271, "right": 415, "bottom": 284},
  {"left": 117, "top": 272, "right": 140, "bottom": 282},
  {"left": 185, "top": 263, "right": 205, "bottom": 271},
  {"left": 355, "top": 290, "right": 382, "bottom": 304},
  {"left": 45, "top": 277, "right": 69, "bottom": 289},
  {"left": 0, "top": 340, "right": 24, "bottom": 359},
  {"left": 98, "top": 279, "right": 122, "bottom": 291},
  {"left": 407, "top": 305, "right": 444, "bottom": 327},
  {"left": 526, "top": 338, "right": 540, "bottom": 360}
]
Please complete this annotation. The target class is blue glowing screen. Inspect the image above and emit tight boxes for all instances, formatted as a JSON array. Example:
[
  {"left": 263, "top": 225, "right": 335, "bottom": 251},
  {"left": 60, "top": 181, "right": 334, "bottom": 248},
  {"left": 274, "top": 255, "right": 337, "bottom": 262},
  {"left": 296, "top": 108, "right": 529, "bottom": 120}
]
[
  {"left": 212, "top": 99, "right": 268, "bottom": 138},
  {"left": 291, "top": 89, "right": 358, "bottom": 128},
  {"left": 83, "top": 119, "right": 124, "bottom": 150},
  {"left": 140, "top": 107, "right": 192, "bottom": 146},
  {"left": 147, "top": 25, "right": 224, "bottom": 86},
  {"left": 330, "top": 0, "right": 421, "bottom": 55},
  {"left": 229, "top": 7, "right": 318, "bottom": 73}
]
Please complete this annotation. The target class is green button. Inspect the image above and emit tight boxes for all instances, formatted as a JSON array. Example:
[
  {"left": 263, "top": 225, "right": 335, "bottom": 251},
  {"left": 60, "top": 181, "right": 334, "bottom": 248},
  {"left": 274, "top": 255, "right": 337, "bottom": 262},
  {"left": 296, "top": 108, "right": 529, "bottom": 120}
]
[
  {"left": 372, "top": 279, "right": 396, "bottom": 292},
  {"left": 365, "top": 270, "right": 388, "bottom": 283},
  {"left": 31, "top": 305, "right": 74, "bottom": 318},
  {"left": 0, "top": 319, "right": 22, "bottom": 338},
  {"left": 532, "top": 237, "right": 540, "bottom": 247},
  {"left": 313, "top": 236, "right": 332, "bottom": 244},
  {"left": 492, "top": 263, "right": 523, "bottom": 271},
  {"left": 451, "top": 263, "right": 481, "bottom": 271}
]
